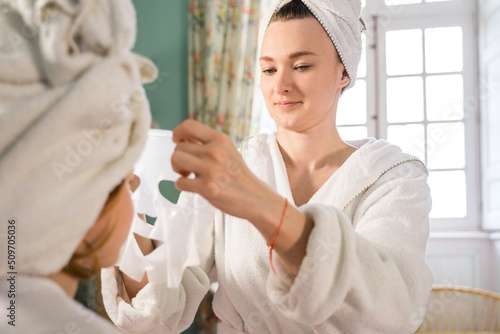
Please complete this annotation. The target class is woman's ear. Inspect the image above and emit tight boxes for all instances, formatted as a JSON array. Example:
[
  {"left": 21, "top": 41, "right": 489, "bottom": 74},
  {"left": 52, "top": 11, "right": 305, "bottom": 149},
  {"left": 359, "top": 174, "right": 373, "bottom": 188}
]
[{"left": 340, "top": 69, "right": 350, "bottom": 88}]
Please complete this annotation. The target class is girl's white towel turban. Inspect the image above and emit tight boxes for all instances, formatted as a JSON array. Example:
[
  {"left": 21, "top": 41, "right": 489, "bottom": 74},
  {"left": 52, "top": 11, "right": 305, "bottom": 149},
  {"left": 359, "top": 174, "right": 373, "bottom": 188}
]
[
  {"left": 267, "top": 0, "right": 365, "bottom": 91},
  {"left": 0, "top": 0, "right": 157, "bottom": 276}
]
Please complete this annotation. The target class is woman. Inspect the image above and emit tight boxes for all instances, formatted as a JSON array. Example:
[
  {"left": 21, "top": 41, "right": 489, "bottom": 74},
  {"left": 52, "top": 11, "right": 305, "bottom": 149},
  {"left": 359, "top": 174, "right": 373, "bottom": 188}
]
[
  {"left": 102, "top": 1, "right": 433, "bottom": 333},
  {"left": 0, "top": 0, "right": 155, "bottom": 332}
]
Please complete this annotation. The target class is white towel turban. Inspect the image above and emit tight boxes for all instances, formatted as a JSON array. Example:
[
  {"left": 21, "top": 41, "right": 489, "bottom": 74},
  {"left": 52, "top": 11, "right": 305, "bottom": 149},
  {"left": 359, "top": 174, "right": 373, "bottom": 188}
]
[
  {"left": 267, "top": 0, "right": 365, "bottom": 91},
  {"left": 0, "top": 0, "right": 157, "bottom": 276}
]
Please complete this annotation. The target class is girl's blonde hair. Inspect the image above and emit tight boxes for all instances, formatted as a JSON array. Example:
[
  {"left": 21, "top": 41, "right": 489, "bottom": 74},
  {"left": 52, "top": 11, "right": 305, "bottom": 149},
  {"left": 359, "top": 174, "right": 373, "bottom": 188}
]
[{"left": 63, "top": 183, "right": 122, "bottom": 280}]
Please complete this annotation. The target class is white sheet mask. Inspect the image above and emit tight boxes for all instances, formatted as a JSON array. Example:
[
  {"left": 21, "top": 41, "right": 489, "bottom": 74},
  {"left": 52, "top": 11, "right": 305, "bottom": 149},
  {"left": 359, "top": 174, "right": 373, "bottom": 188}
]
[{"left": 116, "top": 129, "right": 215, "bottom": 287}]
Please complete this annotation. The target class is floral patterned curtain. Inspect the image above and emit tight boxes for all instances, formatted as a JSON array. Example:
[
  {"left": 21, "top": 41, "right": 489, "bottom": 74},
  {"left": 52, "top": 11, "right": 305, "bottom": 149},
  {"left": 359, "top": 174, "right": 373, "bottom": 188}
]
[{"left": 188, "top": 0, "right": 261, "bottom": 144}]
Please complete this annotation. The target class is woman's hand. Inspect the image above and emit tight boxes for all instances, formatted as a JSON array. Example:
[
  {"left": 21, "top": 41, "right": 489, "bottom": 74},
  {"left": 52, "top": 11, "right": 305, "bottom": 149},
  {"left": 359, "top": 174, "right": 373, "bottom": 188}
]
[
  {"left": 171, "top": 120, "right": 313, "bottom": 274},
  {"left": 171, "top": 119, "right": 277, "bottom": 223}
]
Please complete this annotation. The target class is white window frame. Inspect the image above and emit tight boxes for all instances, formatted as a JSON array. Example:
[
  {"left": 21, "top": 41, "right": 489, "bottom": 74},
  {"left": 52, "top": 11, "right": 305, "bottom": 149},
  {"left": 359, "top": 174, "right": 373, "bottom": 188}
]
[
  {"left": 478, "top": 0, "right": 500, "bottom": 232},
  {"left": 362, "top": 0, "right": 481, "bottom": 230}
]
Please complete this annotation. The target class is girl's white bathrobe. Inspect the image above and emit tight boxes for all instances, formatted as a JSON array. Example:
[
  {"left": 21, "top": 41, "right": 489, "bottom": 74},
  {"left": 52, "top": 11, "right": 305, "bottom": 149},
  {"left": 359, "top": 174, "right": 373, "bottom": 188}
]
[
  {"left": 102, "top": 134, "right": 434, "bottom": 334},
  {"left": 0, "top": 275, "right": 123, "bottom": 333}
]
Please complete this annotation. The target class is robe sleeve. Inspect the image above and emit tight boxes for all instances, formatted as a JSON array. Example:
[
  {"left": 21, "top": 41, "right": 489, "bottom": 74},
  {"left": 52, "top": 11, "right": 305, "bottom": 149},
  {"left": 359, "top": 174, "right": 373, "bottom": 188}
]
[
  {"left": 100, "top": 192, "right": 216, "bottom": 334},
  {"left": 266, "top": 161, "right": 434, "bottom": 334}
]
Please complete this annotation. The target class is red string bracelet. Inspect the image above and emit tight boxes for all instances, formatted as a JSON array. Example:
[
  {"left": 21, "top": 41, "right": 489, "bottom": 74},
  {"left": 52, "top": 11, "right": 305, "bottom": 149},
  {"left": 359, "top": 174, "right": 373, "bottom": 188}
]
[{"left": 268, "top": 198, "right": 288, "bottom": 275}]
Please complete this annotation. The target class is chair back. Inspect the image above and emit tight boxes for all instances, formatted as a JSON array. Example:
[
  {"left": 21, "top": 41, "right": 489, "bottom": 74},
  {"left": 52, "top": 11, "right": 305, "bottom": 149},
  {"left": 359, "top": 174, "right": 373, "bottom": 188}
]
[{"left": 417, "top": 285, "right": 500, "bottom": 332}]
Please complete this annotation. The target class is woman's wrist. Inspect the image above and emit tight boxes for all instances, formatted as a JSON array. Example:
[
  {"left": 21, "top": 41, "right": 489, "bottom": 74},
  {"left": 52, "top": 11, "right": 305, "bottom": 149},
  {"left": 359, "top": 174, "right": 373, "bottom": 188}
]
[
  {"left": 246, "top": 190, "right": 288, "bottom": 241},
  {"left": 247, "top": 193, "right": 314, "bottom": 274}
]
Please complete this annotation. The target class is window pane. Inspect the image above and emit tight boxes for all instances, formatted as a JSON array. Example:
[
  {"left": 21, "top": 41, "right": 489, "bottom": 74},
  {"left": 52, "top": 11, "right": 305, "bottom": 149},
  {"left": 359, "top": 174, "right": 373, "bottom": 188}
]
[
  {"left": 387, "top": 124, "right": 425, "bottom": 161},
  {"left": 428, "top": 170, "right": 467, "bottom": 218},
  {"left": 386, "top": 29, "right": 423, "bottom": 76},
  {"left": 387, "top": 77, "right": 424, "bottom": 123},
  {"left": 385, "top": 0, "right": 421, "bottom": 5},
  {"left": 427, "top": 122, "right": 465, "bottom": 169},
  {"left": 489, "top": 181, "right": 500, "bottom": 211},
  {"left": 338, "top": 126, "right": 368, "bottom": 141},
  {"left": 488, "top": 98, "right": 500, "bottom": 164},
  {"left": 338, "top": 79, "right": 367, "bottom": 125},
  {"left": 426, "top": 75, "right": 463, "bottom": 121},
  {"left": 486, "top": 7, "right": 500, "bottom": 46},
  {"left": 425, "top": 27, "right": 463, "bottom": 73},
  {"left": 486, "top": 58, "right": 500, "bottom": 164}
]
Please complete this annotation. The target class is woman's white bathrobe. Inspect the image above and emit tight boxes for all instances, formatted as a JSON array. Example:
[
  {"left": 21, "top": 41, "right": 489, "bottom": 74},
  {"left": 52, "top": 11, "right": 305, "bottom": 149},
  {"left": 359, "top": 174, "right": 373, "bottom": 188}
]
[{"left": 102, "top": 134, "right": 434, "bottom": 334}]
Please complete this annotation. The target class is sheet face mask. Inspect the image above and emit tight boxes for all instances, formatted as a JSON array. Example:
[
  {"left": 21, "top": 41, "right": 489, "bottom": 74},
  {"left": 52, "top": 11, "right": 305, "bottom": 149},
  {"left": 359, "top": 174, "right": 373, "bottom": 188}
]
[{"left": 116, "top": 129, "right": 215, "bottom": 287}]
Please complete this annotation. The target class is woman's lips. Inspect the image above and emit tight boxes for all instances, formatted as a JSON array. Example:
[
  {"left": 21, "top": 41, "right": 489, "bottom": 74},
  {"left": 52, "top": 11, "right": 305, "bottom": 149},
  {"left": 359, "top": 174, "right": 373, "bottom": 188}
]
[{"left": 275, "top": 101, "right": 302, "bottom": 109}]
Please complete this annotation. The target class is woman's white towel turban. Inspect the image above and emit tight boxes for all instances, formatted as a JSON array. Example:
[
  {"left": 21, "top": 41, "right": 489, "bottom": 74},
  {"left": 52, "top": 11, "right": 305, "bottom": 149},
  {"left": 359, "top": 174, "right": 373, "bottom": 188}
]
[
  {"left": 267, "top": 0, "right": 365, "bottom": 91},
  {"left": 0, "top": 0, "right": 157, "bottom": 276}
]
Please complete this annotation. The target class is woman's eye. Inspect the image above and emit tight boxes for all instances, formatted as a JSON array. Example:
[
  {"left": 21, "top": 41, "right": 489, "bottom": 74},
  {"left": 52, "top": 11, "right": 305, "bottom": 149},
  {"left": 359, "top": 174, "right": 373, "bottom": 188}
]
[
  {"left": 295, "top": 65, "right": 310, "bottom": 71},
  {"left": 263, "top": 69, "right": 276, "bottom": 75}
]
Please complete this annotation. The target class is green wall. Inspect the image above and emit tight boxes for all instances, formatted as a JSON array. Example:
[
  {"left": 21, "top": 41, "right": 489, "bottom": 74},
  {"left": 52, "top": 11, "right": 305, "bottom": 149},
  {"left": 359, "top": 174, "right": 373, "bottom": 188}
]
[
  {"left": 132, "top": 0, "right": 189, "bottom": 130},
  {"left": 132, "top": 0, "right": 188, "bottom": 204}
]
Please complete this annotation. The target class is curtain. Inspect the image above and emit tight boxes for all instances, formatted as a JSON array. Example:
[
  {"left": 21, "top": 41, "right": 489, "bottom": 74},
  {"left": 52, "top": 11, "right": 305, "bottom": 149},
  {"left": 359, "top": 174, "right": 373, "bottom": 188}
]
[{"left": 188, "top": 0, "right": 261, "bottom": 143}]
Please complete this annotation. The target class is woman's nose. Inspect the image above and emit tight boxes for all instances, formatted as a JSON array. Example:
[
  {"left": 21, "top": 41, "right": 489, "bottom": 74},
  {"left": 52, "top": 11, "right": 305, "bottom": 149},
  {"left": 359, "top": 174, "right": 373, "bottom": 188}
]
[{"left": 273, "top": 70, "right": 293, "bottom": 94}]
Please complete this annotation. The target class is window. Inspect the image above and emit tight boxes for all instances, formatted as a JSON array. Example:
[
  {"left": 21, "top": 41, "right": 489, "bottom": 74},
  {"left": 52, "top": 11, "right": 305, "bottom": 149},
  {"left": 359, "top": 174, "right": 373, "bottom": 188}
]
[{"left": 338, "top": 0, "right": 479, "bottom": 229}]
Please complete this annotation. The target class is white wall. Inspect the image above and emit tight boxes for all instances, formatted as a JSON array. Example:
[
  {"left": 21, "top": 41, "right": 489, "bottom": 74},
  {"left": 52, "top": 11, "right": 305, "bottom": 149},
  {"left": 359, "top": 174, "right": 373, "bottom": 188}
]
[{"left": 426, "top": 232, "right": 497, "bottom": 291}]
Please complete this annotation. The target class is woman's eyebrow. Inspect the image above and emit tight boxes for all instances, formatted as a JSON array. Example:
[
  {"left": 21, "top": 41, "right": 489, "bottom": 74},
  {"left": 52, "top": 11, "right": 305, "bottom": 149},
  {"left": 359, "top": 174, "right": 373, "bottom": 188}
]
[
  {"left": 289, "top": 51, "right": 318, "bottom": 59},
  {"left": 259, "top": 51, "right": 318, "bottom": 62}
]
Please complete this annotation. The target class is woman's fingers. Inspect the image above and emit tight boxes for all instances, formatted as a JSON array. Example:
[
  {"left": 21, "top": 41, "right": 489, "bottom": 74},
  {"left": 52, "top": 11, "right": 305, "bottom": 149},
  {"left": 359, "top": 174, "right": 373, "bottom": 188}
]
[
  {"left": 171, "top": 119, "right": 271, "bottom": 220},
  {"left": 174, "top": 141, "right": 207, "bottom": 157},
  {"left": 172, "top": 141, "right": 237, "bottom": 192},
  {"left": 172, "top": 122, "right": 238, "bottom": 182},
  {"left": 171, "top": 148, "right": 206, "bottom": 177},
  {"left": 172, "top": 119, "right": 221, "bottom": 144},
  {"left": 174, "top": 176, "right": 204, "bottom": 195},
  {"left": 175, "top": 167, "right": 240, "bottom": 201}
]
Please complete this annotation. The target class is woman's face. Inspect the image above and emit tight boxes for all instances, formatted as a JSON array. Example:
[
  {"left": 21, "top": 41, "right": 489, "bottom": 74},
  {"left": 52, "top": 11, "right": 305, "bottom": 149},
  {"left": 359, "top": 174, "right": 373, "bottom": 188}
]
[{"left": 260, "top": 17, "right": 350, "bottom": 133}]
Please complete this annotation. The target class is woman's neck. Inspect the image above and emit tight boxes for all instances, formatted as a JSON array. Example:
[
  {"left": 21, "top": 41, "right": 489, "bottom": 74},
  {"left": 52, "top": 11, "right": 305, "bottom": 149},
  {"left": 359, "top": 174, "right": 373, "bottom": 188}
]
[
  {"left": 276, "top": 124, "right": 353, "bottom": 172},
  {"left": 46, "top": 271, "right": 80, "bottom": 297}
]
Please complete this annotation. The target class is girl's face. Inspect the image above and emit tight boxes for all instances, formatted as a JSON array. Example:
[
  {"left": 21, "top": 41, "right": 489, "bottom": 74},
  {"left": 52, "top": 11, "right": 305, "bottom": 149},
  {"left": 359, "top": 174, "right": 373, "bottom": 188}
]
[
  {"left": 260, "top": 17, "right": 350, "bottom": 133},
  {"left": 81, "top": 174, "right": 135, "bottom": 269}
]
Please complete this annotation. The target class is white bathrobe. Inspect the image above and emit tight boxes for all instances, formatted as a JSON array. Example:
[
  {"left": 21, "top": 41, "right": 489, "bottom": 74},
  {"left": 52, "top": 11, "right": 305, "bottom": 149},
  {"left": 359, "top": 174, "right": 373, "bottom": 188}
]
[
  {"left": 0, "top": 275, "right": 123, "bottom": 333},
  {"left": 101, "top": 134, "right": 434, "bottom": 334}
]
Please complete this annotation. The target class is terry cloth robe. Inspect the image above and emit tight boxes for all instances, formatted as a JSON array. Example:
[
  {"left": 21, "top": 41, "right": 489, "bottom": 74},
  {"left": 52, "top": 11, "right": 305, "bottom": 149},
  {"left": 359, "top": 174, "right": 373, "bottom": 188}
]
[
  {"left": 0, "top": 275, "right": 123, "bottom": 333},
  {"left": 101, "top": 134, "right": 434, "bottom": 334}
]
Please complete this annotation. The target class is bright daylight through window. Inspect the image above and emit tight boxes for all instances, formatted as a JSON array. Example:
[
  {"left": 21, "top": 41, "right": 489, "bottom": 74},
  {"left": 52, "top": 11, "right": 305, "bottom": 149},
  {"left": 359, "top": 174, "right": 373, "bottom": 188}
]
[{"left": 336, "top": 0, "right": 479, "bottom": 228}]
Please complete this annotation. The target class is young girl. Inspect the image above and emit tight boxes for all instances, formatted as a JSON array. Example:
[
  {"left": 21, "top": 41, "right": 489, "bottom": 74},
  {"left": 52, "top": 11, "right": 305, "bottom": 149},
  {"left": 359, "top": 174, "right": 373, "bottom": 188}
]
[
  {"left": 0, "top": 0, "right": 155, "bottom": 332},
  {"left": 102, "top": 1, "right": 433, "bottom": 333}
]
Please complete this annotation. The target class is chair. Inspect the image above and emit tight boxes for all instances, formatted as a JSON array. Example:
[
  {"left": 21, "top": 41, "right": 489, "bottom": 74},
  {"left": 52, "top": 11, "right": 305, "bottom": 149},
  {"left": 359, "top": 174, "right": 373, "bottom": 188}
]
[{"left": 416, "top": 285, "right": 500, "bottom": 333}]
